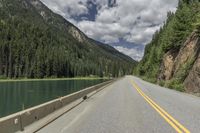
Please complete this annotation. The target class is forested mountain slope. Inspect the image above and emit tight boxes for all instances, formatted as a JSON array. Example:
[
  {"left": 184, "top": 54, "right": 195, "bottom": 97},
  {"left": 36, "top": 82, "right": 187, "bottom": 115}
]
[
  {"left": 0, "top": 0, "right": 136, "bottom": 79},
  {"left": 135, "top": 0, "right": 200, "bottom": 94}
]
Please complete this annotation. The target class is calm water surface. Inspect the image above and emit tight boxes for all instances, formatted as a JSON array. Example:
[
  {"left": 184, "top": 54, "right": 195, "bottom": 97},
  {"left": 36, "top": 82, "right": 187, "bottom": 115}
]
[{"left": 0, "top": 79, "right": 107, "bottom": 118}]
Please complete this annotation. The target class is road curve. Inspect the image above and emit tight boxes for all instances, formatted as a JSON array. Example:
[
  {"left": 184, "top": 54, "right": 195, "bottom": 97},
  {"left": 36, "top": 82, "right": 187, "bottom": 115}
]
[{"left": 37, "top": 76, "right": 200, "bottom": 133}]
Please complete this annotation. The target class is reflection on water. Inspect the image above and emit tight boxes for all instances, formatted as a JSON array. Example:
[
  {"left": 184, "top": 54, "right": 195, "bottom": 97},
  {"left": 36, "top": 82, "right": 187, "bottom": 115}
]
[{"left": 0, "top": 79, "right": 107, "bottom": 118}]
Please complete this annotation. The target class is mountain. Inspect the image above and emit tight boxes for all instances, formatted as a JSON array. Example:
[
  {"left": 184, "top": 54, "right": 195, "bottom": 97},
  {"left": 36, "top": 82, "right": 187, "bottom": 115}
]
[
  {"left": 134, "top": 0, "right": 200, "bottom": 94},
  {"left": 0, "top": 0, "right": 136, "bottom": 79},
  {"left": 89, "top": 39, "right": 135, "bottom": 63}
]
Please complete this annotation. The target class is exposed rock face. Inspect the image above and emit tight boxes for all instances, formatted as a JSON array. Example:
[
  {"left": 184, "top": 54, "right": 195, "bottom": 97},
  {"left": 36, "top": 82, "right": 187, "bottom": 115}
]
[
  {"left": 29, "top": 0, "right": 86, "bottom": 43},
  {"left": 173, "top": 32, "right": 200, "bottom": 74},
  {"left": 184, "top": 53, "right": 200, "bottom": 93},
  {"left": 159, "top": 31, "right": 200, "bottom": 93},
  {"left": 68, "top": 27, "right": 86, "bottom": 43},
  {"left": 159, "top": 49, "right": 178, "bottom": 80}
]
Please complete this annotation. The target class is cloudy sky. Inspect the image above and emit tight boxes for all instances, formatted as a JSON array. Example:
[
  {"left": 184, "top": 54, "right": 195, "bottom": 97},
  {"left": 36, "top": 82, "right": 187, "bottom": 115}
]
[{"left": 41, "top": 0, "right": 178, "bottom": 61}]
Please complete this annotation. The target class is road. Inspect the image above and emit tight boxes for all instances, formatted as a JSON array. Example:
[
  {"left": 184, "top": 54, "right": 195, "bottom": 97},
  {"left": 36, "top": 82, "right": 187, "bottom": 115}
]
[{"left": 37, "top": 76, "right": 200, "bottom": 133}]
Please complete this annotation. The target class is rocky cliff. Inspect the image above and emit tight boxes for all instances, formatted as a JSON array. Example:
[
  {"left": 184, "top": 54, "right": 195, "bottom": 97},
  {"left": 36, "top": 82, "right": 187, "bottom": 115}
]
[
  {"left": 135, "top": 1, "right": 200, "bottom": 94},
  {"left": 158, "top": 31, "right": 200, "bottom": 94}
]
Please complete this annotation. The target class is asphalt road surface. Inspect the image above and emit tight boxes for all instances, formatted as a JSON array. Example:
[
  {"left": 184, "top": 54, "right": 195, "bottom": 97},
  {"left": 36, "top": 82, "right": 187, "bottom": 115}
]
[{"left": 37, "top": 76, "right": 200, "bottom": 133}]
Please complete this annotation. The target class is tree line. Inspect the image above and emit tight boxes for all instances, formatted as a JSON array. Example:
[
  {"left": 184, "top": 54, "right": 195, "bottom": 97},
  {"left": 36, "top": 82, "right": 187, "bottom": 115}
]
[{"left": 0, "top": 16, "right": 134, "bottom": 79}]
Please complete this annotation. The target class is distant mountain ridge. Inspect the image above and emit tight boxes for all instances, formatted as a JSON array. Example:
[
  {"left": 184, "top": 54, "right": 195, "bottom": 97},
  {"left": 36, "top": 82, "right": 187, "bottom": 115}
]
[
  {"left": 89, "top": 38, "right": 135, "bottom": 63},
  {"left": 0, "top": 0, "right": 136, "bottom": 78}
]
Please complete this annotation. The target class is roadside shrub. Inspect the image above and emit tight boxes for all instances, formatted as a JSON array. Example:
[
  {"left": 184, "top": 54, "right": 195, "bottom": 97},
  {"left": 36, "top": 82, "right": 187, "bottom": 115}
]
[
  {"left": 159, "top": 80, "right": 165, "bottom": 87},
  {"left": 165, "top": 79, "right": 185, "bottom": 92}
]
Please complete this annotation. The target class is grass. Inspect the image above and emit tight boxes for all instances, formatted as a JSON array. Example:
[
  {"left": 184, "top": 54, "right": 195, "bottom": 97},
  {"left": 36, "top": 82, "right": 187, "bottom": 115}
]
[
  {"left": 141, "top": 76, "right": 157, "bottom": 84},
  {"left": 0, "top": 76, "right": 112, "bottom": 82}
]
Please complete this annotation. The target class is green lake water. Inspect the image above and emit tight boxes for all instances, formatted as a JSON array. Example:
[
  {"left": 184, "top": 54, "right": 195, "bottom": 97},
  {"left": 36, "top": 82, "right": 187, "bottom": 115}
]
[{"left": 0, "top": 79, "right": 107, "bottom": 118}]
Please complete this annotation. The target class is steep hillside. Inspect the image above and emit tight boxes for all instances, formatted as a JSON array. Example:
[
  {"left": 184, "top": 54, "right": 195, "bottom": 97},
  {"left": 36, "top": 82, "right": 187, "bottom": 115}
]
[
  {"left": 135, "top": 0, "right": 200, "bottom": 94},
  {"left": 0, "top": 0, "right": 136, "bottom": 79}
]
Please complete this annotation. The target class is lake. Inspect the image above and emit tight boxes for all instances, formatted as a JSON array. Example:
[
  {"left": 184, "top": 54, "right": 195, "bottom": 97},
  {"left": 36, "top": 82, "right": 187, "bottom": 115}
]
[{"left": 0, "top": 79, "right": 107, "bottom": 118}]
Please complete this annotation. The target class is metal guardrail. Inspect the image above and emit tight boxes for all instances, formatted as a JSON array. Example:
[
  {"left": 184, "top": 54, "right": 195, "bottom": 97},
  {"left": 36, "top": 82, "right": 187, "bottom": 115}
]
[{"left": 0, "top": 79, "right": 116, "bottom": 133}]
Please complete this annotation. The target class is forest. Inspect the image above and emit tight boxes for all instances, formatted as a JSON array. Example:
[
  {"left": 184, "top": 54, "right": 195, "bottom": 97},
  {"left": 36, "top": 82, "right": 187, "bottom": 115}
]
[{"left": 0, "top": 0, "right": 136, "bottom": 79}]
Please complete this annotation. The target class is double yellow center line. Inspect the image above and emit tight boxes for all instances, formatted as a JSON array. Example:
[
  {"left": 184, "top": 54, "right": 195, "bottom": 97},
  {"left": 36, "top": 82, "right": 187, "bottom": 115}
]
[{"left": 130, "top": 80, "right": 190, "bottom": 133}]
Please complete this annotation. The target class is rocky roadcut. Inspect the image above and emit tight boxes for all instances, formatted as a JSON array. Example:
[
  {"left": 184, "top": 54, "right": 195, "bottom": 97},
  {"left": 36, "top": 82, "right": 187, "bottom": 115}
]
[
  {"left": 135, "top": 1, "right": 200, "bottom": 95},
  {"left": 159, "top": 31, "right": 200, "bottom": 94}
]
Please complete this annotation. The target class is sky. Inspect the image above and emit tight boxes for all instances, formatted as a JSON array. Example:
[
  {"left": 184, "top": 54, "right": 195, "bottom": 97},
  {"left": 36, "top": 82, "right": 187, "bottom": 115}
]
[{"left": 41, "top": 0, "right": 178, "bottom": 61}]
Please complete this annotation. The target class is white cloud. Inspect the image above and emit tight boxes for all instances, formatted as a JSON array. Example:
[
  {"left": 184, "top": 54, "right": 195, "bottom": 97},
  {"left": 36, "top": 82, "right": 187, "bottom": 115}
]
[
  {"left": 41, "top": 0, "right": 89, "bottom": 18},
  {"left": 41, "top": 0, "right": 178, "bottom": 60},
  {"left": 114, "top": 46, "right": 144, "bottom": 61},
  {"left": 41, "top": 0, "right": 178, "bottom": 45},
  {"left": 77, "top": 21, "right": 128, "bottom": 43},
  {"left": 125, "top": 25, "right": 161, "bottom": 44}
]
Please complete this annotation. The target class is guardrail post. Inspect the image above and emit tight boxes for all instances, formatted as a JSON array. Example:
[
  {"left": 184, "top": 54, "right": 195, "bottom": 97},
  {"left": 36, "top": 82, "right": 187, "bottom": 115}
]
[{"left": 19, "top": 114, "right": 24, "bottom": 131}]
